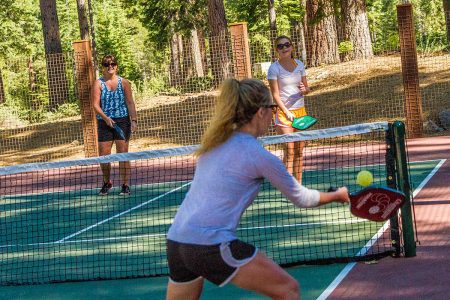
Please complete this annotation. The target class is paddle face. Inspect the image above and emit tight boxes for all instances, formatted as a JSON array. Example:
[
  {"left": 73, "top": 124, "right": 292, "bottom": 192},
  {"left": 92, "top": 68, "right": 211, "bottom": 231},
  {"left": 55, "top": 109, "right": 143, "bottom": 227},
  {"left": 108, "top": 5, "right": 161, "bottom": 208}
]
[
  {"left": 113, "top": 123, "right": 126, "bottom": 140},
  {"left": 292, "top": 115, "right": 317, "bottom": 130},
  {"left": 349, "top": 187, "right": 406, "bottom": 222}
]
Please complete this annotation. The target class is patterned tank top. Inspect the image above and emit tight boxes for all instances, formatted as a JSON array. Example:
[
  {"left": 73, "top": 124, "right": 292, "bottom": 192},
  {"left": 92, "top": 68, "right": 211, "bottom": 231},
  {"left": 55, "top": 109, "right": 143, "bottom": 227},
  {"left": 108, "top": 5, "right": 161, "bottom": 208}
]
[{"left": 97, "top": 76, "right": 129, "bottom": 119}]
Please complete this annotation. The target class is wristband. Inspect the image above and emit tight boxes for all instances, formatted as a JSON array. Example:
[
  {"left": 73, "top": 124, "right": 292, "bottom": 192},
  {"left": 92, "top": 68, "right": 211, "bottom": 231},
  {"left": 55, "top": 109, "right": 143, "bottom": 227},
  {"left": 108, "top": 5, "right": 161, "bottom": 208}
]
[{"left": 132, "top": 119, "right": 137, "bottom": 123}]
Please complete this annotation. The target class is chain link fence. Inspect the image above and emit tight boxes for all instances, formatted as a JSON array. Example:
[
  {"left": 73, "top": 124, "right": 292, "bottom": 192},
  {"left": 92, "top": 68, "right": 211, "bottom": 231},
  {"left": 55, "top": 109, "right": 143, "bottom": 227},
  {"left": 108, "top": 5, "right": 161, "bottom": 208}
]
[{"left": 1, "top": 19, "right": 449, "bottom": 166}]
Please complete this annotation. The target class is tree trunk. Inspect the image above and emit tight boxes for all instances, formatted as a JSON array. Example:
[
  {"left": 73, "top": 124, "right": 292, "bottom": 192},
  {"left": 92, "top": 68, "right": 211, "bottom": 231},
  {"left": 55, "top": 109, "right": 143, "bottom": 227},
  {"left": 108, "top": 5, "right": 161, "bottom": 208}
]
[
  {"left": 197, "top": 28, "right": 208, "bottom": 73},
  {"left": 182, "top": 35, "right": 194, "bottom": 84},
  {"left": 191, "top": 29, "right": 204, "bottom": 77},
  {"left": 76, "top": 0, "right": 90, "bottom": 39},
  {"left": 87, "top": 0, "right": 98, "bottom": 76},
  {"left": 290, "top": 20, "right": 306, "bottom": 62},
  {"left": 169, "top": 32, "right": 181, "bottom": 87},
  {"left": 298, "top": 22, "right": 307, "bottom": 62},
  {"left": 340, "top": 0, "right": 373, "bottom": 61},
  {"left": 268, "top": 0, "right": 277, "bottom": 31},
  {"left": 28, "top": 58, "right": 39, "bottom": 110},
  {"left": 0, "top": 69, "right": 5, "bottom": 104},
  {"left": 299, "top": 0, "right": 308, "bottom": 62},
  {"left": 207, "top": 0, "right": 232, "bottom": 85},
  {"left": 305, "top": 0, "right": 340, "bottom": 67},
  {"left": 177, "top": 34, "right": 186, "bottom": 84},
  {"left": 39, "top": 0, "right": 69, "bottom": 109},
  {"left": 444, "top": 0, "right": 450, "bottom": 46},
  {"left": 290, "top": 21, "right": 302, "bottom": 60},
  {"left": 335, "top": 4, "right": 344, "bottom": 43},
  {"left": 268, "top": 0, "right": 278, "bottom": 61}
]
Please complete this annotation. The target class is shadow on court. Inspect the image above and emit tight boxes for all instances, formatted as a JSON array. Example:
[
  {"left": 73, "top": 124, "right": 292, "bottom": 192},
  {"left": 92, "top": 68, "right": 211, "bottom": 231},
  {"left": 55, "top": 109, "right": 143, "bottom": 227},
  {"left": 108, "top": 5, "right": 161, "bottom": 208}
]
[{"left": 0, "top": 264, "right": 346, "bottom": 300}]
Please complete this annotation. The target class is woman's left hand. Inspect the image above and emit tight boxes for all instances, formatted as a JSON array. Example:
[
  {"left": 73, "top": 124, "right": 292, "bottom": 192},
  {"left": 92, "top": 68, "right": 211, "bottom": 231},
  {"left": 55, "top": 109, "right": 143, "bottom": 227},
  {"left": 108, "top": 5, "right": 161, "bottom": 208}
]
[
  {"left": 131, "top": 120, "right": 138, "bottom": 133},
  {"left": 299, "top": 82, "right": 309, "bottom": 95}
]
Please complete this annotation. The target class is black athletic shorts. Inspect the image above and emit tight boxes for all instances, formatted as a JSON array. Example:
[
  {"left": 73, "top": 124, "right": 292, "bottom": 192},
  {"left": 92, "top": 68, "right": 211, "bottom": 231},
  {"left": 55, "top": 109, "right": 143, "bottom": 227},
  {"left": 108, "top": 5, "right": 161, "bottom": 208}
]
[
  {"left": 167, "top": 239, "right": 257, "bottom": 287},
  {"left": 97, "top": 116, "right": 131, "bottom": 142}
]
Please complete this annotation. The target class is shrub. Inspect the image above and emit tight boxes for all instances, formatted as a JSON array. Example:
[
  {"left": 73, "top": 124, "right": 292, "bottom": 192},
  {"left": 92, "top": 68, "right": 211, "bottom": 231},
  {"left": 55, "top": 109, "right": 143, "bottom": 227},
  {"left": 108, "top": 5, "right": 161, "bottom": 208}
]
[
  {"left": 338, "top": 41, "right": 354, "bottom": 54},
  {"left": 0, "top": 104, "right": 28, "bottom": 128},
  {"left": 181, "top": 76, "right": 214, "bottom": 93}
]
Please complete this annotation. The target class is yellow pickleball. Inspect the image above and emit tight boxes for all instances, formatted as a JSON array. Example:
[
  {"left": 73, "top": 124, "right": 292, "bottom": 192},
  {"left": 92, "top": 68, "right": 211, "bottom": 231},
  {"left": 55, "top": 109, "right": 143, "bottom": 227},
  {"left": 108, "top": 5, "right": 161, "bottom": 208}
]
[{"left": 356, "top": 170, "right": 373, "bottom": 187}]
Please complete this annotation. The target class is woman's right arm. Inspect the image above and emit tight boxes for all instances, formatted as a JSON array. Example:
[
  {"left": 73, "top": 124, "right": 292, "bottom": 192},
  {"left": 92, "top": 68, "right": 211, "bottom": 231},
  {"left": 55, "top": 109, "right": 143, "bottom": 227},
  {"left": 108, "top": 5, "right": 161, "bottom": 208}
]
[
  {"left": 268, "top": 79, "right": 295, "bottom": 121},
  {"left": 254, "top": 149, "right": 349, "bottom": 207},
  {"left": 317, "top": 188, "right": 349, "bottom": 205},
  {"left": 91, "top": 80, "right": 113, "bottom": 127}
]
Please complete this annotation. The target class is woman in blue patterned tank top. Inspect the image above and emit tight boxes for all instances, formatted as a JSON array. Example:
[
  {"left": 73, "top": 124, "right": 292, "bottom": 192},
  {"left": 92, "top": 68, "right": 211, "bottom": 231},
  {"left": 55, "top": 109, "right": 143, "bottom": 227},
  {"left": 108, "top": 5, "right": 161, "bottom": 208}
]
[{"left": 92, "top": 54, "right": 137, "bottom": 196}]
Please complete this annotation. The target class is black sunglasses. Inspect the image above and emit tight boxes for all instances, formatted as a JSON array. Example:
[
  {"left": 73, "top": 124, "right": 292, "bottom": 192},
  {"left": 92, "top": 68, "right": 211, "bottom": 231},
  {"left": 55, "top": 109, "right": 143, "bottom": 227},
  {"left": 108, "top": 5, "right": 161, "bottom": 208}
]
[
  {"left": 262, "top": 104, "right": 278, "bottom": 111},
  {"left": 102, "top": 62, "right": 117, "bottom": 68},
  {"left": 276, "top": 42, "right": 292, "bottom": 50}
]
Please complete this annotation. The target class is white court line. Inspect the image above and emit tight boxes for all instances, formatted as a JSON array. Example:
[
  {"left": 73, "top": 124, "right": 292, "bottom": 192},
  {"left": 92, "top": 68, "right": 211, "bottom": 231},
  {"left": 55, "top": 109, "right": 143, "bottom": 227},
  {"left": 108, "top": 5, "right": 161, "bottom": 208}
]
[
  {"left": 1, "top": 219, "right": 368, "bottom": 249},
  {"left": 411, "top": 159, "right": 446, "bottom": 197},
  {"left": 316, "top": 221, "right": 390, "bottom": 300},
  {"left": 316, "top": 158, "right": 446, "bottom": 300},
  {"left": 57, "top": 181, "right": 192, "bottom": 243},
  {"left": 0, "top": 233, "right": 167, "bottom": 248}
]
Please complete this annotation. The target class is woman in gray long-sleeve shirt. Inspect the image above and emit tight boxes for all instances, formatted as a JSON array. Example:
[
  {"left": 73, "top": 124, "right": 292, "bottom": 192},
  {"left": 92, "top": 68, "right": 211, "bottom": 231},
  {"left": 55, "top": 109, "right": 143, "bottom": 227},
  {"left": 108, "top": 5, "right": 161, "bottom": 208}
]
[{"left": 166, "top": 79, "right": 349, "bottom": 300}]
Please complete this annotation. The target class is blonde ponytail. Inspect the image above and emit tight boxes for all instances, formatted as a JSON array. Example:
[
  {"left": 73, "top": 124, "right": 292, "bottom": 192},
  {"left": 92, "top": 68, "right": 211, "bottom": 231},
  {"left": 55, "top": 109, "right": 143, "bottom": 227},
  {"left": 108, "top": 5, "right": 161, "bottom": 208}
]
[
  {"left": 196, "top": 78, "right": 272, "bottom": 156},
  {"left": 196, "top": 79, "right": 239, "bottom": 156}
]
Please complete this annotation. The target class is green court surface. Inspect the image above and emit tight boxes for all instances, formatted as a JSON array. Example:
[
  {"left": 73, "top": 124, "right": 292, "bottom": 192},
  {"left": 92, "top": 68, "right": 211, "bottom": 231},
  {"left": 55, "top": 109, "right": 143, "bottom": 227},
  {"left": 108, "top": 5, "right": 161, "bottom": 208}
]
[
  {"left": 0, "top": 264, "right": 345, "bottom": 300},
  {"left": 0, "top": 159, "right": 441, "bottom": 299}
]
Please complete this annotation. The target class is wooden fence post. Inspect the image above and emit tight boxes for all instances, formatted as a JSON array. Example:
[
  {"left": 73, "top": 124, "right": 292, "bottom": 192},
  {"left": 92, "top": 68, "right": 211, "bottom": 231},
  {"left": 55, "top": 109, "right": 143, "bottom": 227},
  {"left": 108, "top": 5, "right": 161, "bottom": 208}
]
[
  {"left": 397, "top": 4, "right": 423, "bottom": 138},
  {"left": 229, "top": 22, "right": 252, "bottom": 80},
  {"left": 73, "top": 40, "right": 98, "bottom": 157}
]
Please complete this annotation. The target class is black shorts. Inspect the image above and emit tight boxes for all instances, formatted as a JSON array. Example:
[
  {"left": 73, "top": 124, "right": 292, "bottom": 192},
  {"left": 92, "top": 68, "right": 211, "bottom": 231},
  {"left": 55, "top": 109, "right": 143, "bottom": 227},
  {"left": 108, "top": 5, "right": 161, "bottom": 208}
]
[
  {"left": 167, "top": 239, "right": 257, "bottom": 286},
  {"left": 97, "top": 117, "right": 131, "bottom": 142}
]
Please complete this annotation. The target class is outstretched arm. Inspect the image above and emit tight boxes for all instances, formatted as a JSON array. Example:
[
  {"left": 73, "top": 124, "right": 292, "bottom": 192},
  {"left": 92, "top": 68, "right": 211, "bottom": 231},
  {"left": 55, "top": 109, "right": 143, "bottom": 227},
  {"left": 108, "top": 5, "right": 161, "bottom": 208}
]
[
  {"left": 255, "top": 149, "right": 349, "bottom": 208},
  {"left": 317, "top": 187, "right": 349, "bottom": 206}
]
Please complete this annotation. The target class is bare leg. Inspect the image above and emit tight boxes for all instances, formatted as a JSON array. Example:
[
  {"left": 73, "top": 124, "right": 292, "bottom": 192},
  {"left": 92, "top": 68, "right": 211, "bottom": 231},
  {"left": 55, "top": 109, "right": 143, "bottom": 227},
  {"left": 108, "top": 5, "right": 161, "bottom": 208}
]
[
  {"left": 98, "top": 141, "right": 114, "bottom": 183},
  {"left": 275, "top": 126, "right": 303, "bottom": 183},
  {"left": 115, "top": 140, "right": 130, "bottom": 185},
  {"left": 231, "top": 252, "right": 300, "bottom": 300},
  {"left": 293, "top": 141, "right": 305, "bottom": 184},
  {"left": 166, "top": 277, "right": 204, "bottom": 300}
]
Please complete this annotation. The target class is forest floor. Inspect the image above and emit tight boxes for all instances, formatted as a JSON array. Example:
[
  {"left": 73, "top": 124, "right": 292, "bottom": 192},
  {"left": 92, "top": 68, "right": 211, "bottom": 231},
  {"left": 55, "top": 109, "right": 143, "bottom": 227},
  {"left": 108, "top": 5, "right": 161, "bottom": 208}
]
[{"left": 1, "top": 54, "right": 449, "bottom": 166}]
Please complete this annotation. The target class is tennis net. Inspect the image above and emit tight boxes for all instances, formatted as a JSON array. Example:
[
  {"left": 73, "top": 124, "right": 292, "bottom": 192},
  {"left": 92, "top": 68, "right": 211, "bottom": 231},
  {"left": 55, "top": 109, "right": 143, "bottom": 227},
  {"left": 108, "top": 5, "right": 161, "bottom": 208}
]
[{"left": 0, "top": 121, "right": 411, "bottom": 285}]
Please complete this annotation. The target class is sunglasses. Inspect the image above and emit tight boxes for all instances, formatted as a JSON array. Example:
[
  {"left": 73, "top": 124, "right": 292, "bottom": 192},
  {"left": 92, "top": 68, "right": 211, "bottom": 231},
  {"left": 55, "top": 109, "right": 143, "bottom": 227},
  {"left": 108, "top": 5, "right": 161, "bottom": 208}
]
[
  {"left": 102, "top": 62, "right": 117, "bottom": 68},
  {"left": 276, "top": 42, "right": 292, "bottom": 50},
  {"left": 262, "top": 104, "right": 278, "bottom": 112}
]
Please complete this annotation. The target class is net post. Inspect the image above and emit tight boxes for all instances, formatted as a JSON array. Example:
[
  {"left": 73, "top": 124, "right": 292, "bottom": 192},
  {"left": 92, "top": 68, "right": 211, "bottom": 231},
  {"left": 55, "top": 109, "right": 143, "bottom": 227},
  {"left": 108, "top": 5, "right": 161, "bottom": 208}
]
[
  {"left": 73, "top": 40, "right": 98, "bottom": 157},
  {"left": 392, "top": 120, "right": 416, "bottom": 257},
  {"left": 386, "top": 123, "right": 401, "bottom": 257}
]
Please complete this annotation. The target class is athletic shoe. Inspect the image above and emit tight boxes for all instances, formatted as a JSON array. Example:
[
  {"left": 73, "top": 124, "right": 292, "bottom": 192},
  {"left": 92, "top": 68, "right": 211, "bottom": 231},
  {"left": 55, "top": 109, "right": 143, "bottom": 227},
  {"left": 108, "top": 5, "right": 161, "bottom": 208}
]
[
  {"left": 99, "top": 181, "right": 113, "bottom": 196},
  {"left": 119, "top": 184, "right": 130, "bottom": 196}
]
